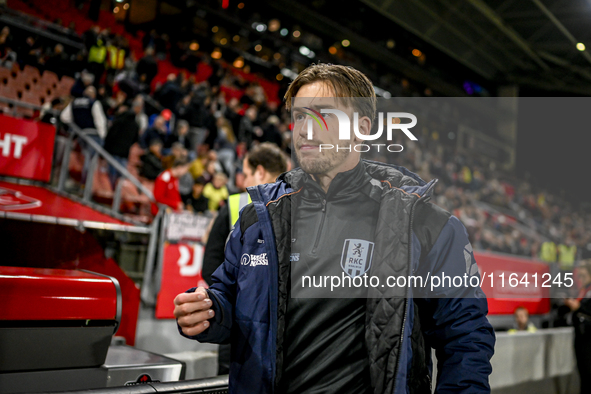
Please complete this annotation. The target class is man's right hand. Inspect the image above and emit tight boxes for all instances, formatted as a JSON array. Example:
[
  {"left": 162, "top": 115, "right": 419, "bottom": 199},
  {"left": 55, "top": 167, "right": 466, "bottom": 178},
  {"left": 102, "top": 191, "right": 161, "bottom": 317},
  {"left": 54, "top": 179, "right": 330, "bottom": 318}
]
[{"left": 174, "top": 287, "right": 215, "bottom": 337}]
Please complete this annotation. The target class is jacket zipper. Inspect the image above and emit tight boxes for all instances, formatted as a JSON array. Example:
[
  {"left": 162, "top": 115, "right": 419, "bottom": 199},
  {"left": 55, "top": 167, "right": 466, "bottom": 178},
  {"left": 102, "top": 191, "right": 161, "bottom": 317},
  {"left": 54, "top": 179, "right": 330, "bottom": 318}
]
[
  {"left": 391, "top": 179, "right": 438, "bottom": 392},
  {"left": 311, "top": 198, "right": 326, "bottom": 254}
]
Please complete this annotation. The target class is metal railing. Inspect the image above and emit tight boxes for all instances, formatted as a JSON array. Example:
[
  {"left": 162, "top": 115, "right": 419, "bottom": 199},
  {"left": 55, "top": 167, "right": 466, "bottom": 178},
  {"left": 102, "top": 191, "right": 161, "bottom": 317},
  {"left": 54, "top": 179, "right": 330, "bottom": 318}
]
[{"left": 0, "top": 5, "right": 85, "bottom": 51}]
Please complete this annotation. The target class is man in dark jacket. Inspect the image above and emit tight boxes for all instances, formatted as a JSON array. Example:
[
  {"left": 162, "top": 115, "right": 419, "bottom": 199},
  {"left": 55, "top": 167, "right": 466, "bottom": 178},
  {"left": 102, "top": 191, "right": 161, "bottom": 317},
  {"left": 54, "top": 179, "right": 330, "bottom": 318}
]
[
  {"left": 103, "top": 99, "right": 141, "bottom": 187},
  {"left": 139, "top": 139, "right": 164, "bottom": 181},
  {"left": 174, "top": 64, "right": 495, "bottom": 393}
]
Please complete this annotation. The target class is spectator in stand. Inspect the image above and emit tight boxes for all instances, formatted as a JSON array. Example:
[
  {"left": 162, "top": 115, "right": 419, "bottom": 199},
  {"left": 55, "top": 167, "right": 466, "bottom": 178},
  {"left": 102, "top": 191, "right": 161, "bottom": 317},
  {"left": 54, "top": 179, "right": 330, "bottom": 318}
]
[
  {"left": 256, "top": 114, "right": 283, "bottom": 147},
  {"left": 202, "top": 172, "right": 229, "bottom": 211},
  {"left": 162, "top": 142, "right": 186, "bottom": 170},
  {"left": 39, "top": 97, "right": 66, "bottom": 124},
  {"left": 169, "top": 119, "right": 193, "bottom": 153},
  {"left": 237, "top": 106, "right": 258, "bottom": 149},
  {"left": 508, "top": 307, "right": 536, "bottom": 333},
  {"left": 0, "top": 26, "right": 16, "bottom": 68},
  {"left": 154, "top": 73, "right": 183, "bottom": 112},
  {"left": 60, "top": 85, "right": 107, "bottom": 182},
  {"left": 136, "top": 47, "right": 158, "bottom": 88},
  {"left": 141, "top": 115, "right": 169, "bottom": 149},
  {"left": 565, "top": 260, "right": 591, "bottom": 394},
  {"left": 103, "top": 101, "right": 140, "bottom": 188},
  {"left": 71, "top": 71, "right": 95, "bottom": 98},
  {"left": 82, "top": 26, "right": 100, "bottom": 51},
  {"left": 558, "top": 238, "right": 577, "bottom": 271},
  {"left": 45, "top": 44, "right": 69, "bottom": 78},
  {"left": 132, "top": 96, "right": 149, "bottom": 135},
  {"left": 188, "top": 144, "right": 209, "bottom": 180},
  {"left": 17, "top": 36, "right": 42, "bottom": 70},
  {"left": 540, "top": 240, "right": 558, "bottom": 263},
  {"left": 177, "top": 94, "right": 200, "bottom": 127},
  {"left": 152, "top": 158, "right": 190, "bottom": 215},
  {"left": 139, "top": 139, "right": 164, "bottom": 181},
  {"left": 185, "top": 177, "right": 210, "bottom": 214},
  {"left": 87, "top": 37, "right": 107, "bottom": 82},
  {"left": 214, "top": 116, "right": 237, "bottom": 189}
]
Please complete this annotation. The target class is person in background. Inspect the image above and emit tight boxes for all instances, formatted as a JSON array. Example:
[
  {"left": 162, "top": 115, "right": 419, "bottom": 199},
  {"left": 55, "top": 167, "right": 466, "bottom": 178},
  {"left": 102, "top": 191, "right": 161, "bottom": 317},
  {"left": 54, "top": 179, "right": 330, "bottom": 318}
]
[
  {"left": 162, "top": 142, "right": 186, "bottom": 170},
  {"left": 136, "top": 46, "right": 158, "bottom": 88},
  {"left": 202, "top": 173, "right": 228, "bottom": 212},
  {"left": 188, "top": 144, "right": 210, "bottom": 180},
  {"left": 200, "top": 143, "right": 287, "bottom": 376},
  {"left": 70, "top": 70, "right": 95, "bottom": 98},
  {"left": 103, "top": 101, "right": 139, "bottom": 188},
  {"left": 139, "top": 139, "right": 164, "bottom": 181},
  {"left": 565, "top": 260, "right": 591, "bottom": 394},
  {"left": 202, "top": 142, "right": 288, "bottom": 285},
  {"left": 60, "top": 85, "right": 107, "bottom": 183},
  {"left": 170, "top": 119, "right": 194, "bottom": 153},
  {"left": 152, "top": 158, "right": 190, "bottom": 215},
  {"left": 558, "top": 238, "right": 577, "bottom": 271},
  {"left": 141, "top": 115, "right": 168, "bottom": 149},
  {"left": 133, "top": 96, "right": 149, "bottom": 136},
  {"left": 185, "top": 177, "right": 210, "bottom": 214},
  {"left": 508, "top": 306, "right": 537, "bottom": 333},
  {"left": 87, "top": 37, "right": 106, "bottom": 83}
]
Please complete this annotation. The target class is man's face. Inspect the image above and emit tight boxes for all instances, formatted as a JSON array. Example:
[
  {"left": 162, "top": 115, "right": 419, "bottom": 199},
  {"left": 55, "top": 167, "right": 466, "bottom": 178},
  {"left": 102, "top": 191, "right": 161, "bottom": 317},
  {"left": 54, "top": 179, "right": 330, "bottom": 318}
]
[
  {"left": 149, "top": 143, "right": 162, "bottom": 155},
  {"left": 193, "top": 183, "right": 204, "bottom": 196},
  {"left": 514, "top": 309, "right": 529, "bottom": 329},
  {"left": 292, "top": 82, "right": 361, "bottom": 176},
  {"left": 577, "top": 268, "right": 591, "bottom": 286}
]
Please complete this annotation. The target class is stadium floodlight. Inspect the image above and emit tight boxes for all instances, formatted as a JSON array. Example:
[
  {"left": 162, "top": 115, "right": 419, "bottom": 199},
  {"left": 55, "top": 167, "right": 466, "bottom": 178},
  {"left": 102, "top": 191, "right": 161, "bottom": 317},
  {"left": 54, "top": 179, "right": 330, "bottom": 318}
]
[
  {"left": 281, "top": 68, "right": 298, "bottom": 80},
  {"left": 299, "top": 46, "right": 311, "bottom": 56},
  {"left": 252, "top": 23, "right": 267, "bottom": 32}
]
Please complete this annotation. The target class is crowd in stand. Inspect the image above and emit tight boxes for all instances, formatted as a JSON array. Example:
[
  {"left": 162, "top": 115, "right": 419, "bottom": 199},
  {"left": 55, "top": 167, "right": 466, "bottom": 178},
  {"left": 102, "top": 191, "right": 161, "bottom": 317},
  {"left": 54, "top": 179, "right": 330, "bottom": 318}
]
[{"left": 1, "top": 8, "right": 590, "bottom": 265}]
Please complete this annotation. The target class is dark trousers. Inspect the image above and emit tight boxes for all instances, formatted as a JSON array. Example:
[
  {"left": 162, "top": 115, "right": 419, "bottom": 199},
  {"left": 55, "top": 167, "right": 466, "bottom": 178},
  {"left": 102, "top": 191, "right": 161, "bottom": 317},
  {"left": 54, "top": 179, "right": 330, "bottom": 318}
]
[
  {"left": 575, "top": 332, "right": 591, "bottom": 394},
  {"left": 218, "top": 344, "right": 231, "bottom": 375}
]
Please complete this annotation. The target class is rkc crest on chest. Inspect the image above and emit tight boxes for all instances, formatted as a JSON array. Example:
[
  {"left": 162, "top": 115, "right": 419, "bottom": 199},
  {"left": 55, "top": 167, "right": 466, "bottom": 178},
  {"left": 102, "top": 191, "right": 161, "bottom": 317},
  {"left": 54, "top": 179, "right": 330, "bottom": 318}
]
[{"left": 341, "top": 239, "right": 374, "bottom": 278}]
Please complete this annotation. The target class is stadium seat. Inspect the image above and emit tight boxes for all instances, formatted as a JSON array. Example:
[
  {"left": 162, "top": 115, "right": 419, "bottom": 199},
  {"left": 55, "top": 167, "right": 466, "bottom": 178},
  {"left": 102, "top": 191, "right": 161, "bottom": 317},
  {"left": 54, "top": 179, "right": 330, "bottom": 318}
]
[{"left": 42, "top": 71, "right": 59, "bottom": 90}]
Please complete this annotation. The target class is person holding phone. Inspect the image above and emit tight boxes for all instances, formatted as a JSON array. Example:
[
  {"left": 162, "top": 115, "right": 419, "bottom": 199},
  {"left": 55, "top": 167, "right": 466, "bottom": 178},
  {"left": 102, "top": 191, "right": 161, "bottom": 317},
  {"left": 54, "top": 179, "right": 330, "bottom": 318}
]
[{"left": 565, "top": 260, "right": 591, "bottom": 394}]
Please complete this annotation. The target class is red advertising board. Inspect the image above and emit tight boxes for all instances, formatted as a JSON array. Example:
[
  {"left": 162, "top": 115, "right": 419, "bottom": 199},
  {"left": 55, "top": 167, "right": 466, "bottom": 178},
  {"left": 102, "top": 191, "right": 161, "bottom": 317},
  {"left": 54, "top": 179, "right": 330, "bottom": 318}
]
[
  {"left": 475, "top": 251, "right": 552, "bottom": 315},
  {"left": 155, "top": 242, "right": 208, "bottom": 319},
  {"left": 0, "top": 114, "right": 56, "bottom": 182}
]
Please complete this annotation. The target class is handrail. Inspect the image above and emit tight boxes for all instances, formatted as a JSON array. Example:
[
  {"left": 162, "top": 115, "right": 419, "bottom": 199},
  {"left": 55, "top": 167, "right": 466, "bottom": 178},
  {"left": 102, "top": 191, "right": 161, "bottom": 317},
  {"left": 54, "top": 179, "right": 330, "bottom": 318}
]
[
  {"left": 0, "top": 6, "right": 84, "bottom": 50},
  {"left": 0, "top": 95, "right": 60, "bottom": 114},
  {"left": 68, "top": 124, "right": 155, "bottom": 202},
  {"left": 0, "top": 95, "right": 155, "bottom": 202}
]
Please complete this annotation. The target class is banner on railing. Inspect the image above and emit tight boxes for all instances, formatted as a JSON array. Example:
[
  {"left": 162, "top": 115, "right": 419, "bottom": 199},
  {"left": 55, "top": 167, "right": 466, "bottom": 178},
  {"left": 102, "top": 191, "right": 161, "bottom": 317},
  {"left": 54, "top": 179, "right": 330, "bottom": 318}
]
[
  {"left": 475, "top": 251, "right": 552, "bottom": 315},
  {"left": 165, "top": 211, "right": 212, "bottom": 242},
  {"left": 0, "top": 115, "right": 56, "bottom": 182},
  {"left": 156, "top": 211, "right": 214, "bottom": 319}
]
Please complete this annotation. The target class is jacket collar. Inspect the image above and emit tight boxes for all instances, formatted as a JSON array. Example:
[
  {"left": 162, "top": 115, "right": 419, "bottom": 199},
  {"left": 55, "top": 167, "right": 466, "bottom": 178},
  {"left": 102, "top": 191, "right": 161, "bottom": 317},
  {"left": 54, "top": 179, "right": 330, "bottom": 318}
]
[{"left": 251, "top": 160, "right": 437, "bottom": 204}]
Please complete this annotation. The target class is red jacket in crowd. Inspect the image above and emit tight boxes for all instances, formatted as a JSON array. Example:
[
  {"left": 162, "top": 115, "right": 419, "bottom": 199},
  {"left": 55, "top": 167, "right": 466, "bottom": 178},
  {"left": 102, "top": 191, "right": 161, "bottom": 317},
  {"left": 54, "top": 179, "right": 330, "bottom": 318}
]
[{"left": 152, "top": 170, "right": 182, "bottom": 215}]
